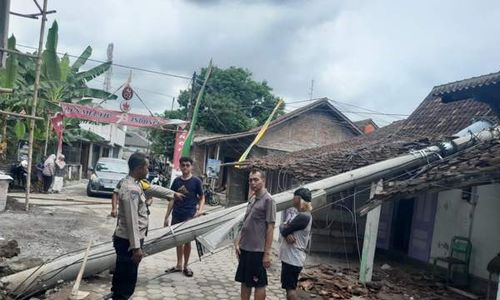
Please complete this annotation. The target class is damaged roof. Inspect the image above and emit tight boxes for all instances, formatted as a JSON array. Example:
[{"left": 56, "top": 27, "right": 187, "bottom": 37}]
[
  {"left": 244, "top": 73, "right": 499, "bottom": 182},
  {"left": 374, "top": 137, "right": 500, "bottom": 202}
]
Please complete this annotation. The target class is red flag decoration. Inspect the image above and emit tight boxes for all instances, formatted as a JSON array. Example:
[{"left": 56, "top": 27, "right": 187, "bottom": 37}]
[
  {"left": 172, "top": 125, "right": 188, "bottom": 171},
  {"left": 60, "top": 103, "right": 187, "bottom": 128},
  {"left": 50, "top": 112, "right": 64, "bottom": 154}
]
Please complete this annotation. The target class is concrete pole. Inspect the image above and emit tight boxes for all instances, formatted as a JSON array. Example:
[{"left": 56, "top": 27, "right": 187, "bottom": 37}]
[
  {"left": 3, "top": 125, "right": 500, "bottom": 298},
  {"left": 0, "top": 0, "right": 10, "bottom": 67},
  {"left": 25, "top": 0, "right": 48, "bottom": 210},
  {"left": 359, "top": 180, "right": 383, "bottom": 283}
]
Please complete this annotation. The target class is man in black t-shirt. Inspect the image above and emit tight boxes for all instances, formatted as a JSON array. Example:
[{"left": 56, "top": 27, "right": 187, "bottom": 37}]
[{"left": 164, "top": 156, "right": 204, "bottom": 277}]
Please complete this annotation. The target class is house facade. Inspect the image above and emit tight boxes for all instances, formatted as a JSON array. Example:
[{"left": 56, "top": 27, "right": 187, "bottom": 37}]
[{"left": 123, "top": 129, "right": 151, "bottom": 159}]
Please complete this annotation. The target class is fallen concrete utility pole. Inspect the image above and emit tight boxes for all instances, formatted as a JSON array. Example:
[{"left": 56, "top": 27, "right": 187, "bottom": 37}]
[{"left": 2, "top": 123, "right": 499, "bottom": 299}]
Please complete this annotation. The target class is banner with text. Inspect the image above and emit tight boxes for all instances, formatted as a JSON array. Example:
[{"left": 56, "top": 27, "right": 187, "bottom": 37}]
[
  {"left": 172, "top": 125, "right": 188, "bottom": 171},
  {"left": 60, "top": 103, "right": 187, "bottom": 128}
]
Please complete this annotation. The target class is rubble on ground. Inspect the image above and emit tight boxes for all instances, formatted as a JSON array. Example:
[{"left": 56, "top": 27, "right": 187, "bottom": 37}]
[
  {"left": 299, "top": 264, "right": 473, "bottom": 299},
  {"left": 0, "top": 240, "right": 20, "bottom": 259}
]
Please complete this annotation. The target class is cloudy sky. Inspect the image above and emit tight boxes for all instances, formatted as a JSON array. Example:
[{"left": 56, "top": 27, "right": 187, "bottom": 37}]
[{"left": 8, "top": 0, "right": 500, "bottom": 126}]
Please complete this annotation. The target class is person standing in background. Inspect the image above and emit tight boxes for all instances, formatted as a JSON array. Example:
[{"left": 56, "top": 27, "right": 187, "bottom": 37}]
[{"left": 42, "top": 154, "right": 56, "bottom": 193}]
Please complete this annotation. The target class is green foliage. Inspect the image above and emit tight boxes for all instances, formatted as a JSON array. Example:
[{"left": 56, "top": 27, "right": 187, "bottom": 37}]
[
  {"left": 149, "top": 110, "right": 186, "bottom": 158},
  {"left": 71, "top": 46, "right": 92, "bottom": 71},
  {"left": 14, "top": 120, "right": 26, "bottom": 140},
  {"left": 177, "top": 66, "right": 283, "bottom": 134},
  {"left": 0, "top": 20, "right": 117, "bottom": 158},
  {"left": 149, "top": 66, "right": 283, "bottom": 158},
  {"left": 4, "top": 36, "right": 18, "bottom": 88},
  {"left": 42, "top": 21, "right": 62, "bottom": 81}
]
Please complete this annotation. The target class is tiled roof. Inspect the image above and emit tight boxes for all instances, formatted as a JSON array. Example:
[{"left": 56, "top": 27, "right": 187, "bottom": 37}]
[
  {"left": 432, "top": 71, "right": 500, "bottom": 96},
  {"left": 246, "top": 120, "right": 428, "bottom": 181},
  {"left": 125, "top": 131, "right": 150, "bottom": 148},
  {"left": 193, "top": 98, "right": 362, "bottom": 145},
  {"left": 374, "top": 137, "right": 500, "bottom": 201},
  {"left": 245, "top": 78, "right": 499, "bottom": 182},
  {"left": 353, "top": 118, "right": 378, "bottom": 129}
]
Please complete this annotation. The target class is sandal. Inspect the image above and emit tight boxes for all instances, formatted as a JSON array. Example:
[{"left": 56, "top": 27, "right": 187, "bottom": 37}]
[
  {"left": 165, "top": 266, "right": 182, "bottom": 273},
  {"left": 183, "top": 267, "right": 193, "bottom": 277}
]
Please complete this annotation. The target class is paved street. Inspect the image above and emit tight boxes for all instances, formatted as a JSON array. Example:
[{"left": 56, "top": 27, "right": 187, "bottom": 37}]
[
  {"left": 79, "top": 246, "right": 289, "bottom": 300},
  {"left": 6, "top": 181, "right": 309, "bottom": 300}
]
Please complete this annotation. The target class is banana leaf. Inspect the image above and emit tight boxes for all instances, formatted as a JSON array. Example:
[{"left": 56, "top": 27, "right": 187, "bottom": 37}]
[
  {"left": 75, "top": 61, "right": 111, "bottom": 82},
  {"left": 71, "top": 46, "right": 92, "bottom": 71},
  {"left": 4, "top": 36, "right": 18, "bottom": 88},
  {"left": 75, "top": 87, "right": 117, "bottom": 100},
  {"left": 15, "top": 120, "right": 26, "bottom": 140},
  {"left": 41, "top": 21, "right": 61, "bottom": 81},
  {"left": 60, "top": 54, "right": 71, "bottom": 82}
]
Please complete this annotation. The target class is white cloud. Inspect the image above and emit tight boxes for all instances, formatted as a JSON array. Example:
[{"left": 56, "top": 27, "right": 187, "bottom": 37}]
[{"left": 7, "top": 0, "right": 500, "bottom": 121}]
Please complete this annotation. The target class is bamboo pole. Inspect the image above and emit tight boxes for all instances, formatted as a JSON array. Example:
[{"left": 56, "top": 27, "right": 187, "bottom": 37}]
[
  {"left": 0, "top": 87, "right": 14, "bottom": 93},
  {"left": 0, "top": 110, "right": 44, "bottom": 120},
  {"left": 25, "top": 0, "right": 48, "bottom": 211},
  {"left": 69, "top": 241, "right": 92, "bottom": 300}
]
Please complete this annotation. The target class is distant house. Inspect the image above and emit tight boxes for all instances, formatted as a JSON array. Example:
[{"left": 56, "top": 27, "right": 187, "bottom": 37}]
[
  {"left": 123, "top": 129, "right": 151, "bottom": 159},
  {"left": 353, "top": 118, "right": 378, "bottom": 134},
  {"left": 59, "top": 123, "right": 126, "bottom": 179},
  {"left": 191, "top": 98, "right": 364, "bottom": 204}
]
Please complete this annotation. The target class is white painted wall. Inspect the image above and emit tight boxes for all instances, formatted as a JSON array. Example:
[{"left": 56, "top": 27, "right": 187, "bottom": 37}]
[
  {"left": 79, "top": 123, "right": 126, "bottom": 147},
  {"left": 430, "top": 189, "right": 472, "bottom": 262},
  {"left": 469, "top": 184, "right": 500, "bottom": 279},
  {"left": 429, "top": 184, "right": 500, "bottom": 279}
]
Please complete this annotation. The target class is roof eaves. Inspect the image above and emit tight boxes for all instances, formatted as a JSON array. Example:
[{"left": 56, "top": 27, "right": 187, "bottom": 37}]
[{"left": 431, "top": 70, "right": 500, "bottom": 96}]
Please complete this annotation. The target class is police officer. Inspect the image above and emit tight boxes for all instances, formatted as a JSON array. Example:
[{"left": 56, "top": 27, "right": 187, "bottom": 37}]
[{"left": 109, "top": 152, "right": 182, "bottom": 299}]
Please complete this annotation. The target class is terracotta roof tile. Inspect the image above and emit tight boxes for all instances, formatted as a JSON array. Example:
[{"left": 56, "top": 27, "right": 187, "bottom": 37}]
[
  {"left": 246, "top": 84, "right": 498, "bottom": 182},
  {"left": 432, "top": 71, "right": 500, "bottom": 96},
  {"left": 375, "top": 138, "right": 500, "bottom": 201}
]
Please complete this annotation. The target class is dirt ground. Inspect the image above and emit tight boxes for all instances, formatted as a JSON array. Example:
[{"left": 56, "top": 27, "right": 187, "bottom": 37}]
[{"left": 0, "top": 182, "right": 171, "bottom": 277}]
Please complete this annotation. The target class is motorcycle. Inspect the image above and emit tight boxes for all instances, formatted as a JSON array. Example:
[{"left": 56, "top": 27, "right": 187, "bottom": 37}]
[
  {"left": 203, "top": 181, "right": 220, "bottom": 206},
  {"left": 9, "top": 159, "right": 28, "bottom": 190}
]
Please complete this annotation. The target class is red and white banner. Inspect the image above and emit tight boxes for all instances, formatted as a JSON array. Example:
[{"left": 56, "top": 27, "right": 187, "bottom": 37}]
[
  {"left": 60, "top": 103, "right": 187, "bottom": 128},
  {"left": 50, "top": 112, "right": 64, "bottom": 154},
  {"left": 172, "top": 125, "right": 188, "bottom": 171}
]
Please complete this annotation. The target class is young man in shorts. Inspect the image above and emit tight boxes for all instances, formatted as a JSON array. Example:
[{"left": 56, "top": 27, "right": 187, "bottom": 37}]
[
  {"left": 235, "top": 169, "right": 277, "bottom": 300},
  {"left": 164, "top": 156, "right": 204, "bottom": 277}
]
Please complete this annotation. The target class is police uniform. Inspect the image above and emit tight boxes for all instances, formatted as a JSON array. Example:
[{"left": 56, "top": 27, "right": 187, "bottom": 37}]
[{"left": 111, "top": 176, "right": 175, "bottom": 299}]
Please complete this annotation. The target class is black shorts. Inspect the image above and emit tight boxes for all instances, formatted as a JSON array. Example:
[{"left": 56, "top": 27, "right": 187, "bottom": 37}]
[
  {"left": 172, "top": 212, "right": 195, "bottom": 225},
  {"left": 281, "top": 261, "right": 302, "bottom": 289},
  {"left": 235, "top": 249, "right": 268, "bottom": 288}
]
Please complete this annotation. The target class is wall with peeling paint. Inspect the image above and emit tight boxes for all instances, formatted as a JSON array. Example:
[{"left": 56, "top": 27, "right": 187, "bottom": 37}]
[
  {"left": 469, "top": 184, "right": 500, "bottom": 279},
  {"left": 429, "top": 184, "right": 500, "bottom": 279}
]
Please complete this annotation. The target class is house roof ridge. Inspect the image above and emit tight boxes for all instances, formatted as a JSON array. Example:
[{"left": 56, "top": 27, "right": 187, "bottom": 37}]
[
  {"left": 194, "top": 97, "right": 362, "bottom": 144},
  {"left": 431, "top": 70, "right": 500, "bottom": 96}
]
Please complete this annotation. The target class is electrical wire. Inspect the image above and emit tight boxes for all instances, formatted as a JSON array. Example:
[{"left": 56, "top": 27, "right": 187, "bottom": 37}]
[{"left": 16, "top": 43, "right": 192, "bottom": 80}]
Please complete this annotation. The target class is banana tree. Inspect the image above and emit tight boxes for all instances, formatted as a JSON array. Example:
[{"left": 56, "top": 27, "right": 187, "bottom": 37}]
[
  {"left": 0, "top": 36, "right": 21, "bottom": 157},
  {"left": 1, "top": 20, "right": 117, "bottom": 158}
]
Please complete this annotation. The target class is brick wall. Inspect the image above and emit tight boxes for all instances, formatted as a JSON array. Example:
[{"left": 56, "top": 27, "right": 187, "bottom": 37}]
[
  {"left": 258, "top": 109, "right": 359, "bottom": 151},
  {"left": 191, "top": 145, "right": 205, "bottom": 176}
]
